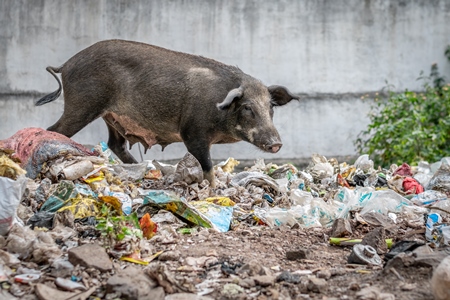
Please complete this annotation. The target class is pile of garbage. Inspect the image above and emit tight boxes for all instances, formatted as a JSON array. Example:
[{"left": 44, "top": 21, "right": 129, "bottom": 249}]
[{"left": 0, "top": 127, "right": 449, "bottom": 299}]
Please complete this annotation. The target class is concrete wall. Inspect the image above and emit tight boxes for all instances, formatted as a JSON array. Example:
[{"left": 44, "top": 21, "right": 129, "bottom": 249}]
[{"left": 1, "top": 0, "right": 450, "bottom": 164}]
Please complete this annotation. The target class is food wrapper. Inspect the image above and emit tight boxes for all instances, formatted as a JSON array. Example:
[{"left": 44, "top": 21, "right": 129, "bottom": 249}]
[{"left": 142, "top": 190, "right": 211, "bottom": 228}]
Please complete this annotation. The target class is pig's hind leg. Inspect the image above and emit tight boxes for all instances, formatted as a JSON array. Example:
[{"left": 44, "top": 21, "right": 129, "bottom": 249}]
[{"left": 46, "top": 104, "right": 100, "bottom": 138}]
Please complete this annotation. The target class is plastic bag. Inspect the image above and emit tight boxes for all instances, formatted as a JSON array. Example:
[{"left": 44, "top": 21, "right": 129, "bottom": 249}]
[
  {"left": 360, "top": 190, "right": 411, "bottom": 216},
  {"left": 172, "top": 152, "right": 204, "bottom": 184},
  {"left": 254, "top": 197, "right": 337, "bottom": 228},
  {"left": 253, "top": 206, "right": 302, "bottom": 227},
  {"left": 334, "top": 187, "right": 411, "bottom": 219},
  {"left": 0, "top": 176, "right": 27, "bottom": 236},
  {"left": 354, "top": 154, "right": 374, "bottom": 173},
  {"left": 310, "top": 154, "right": 334, "bottom": 180},
  {"left": 289, "top": 189, "right": 313, "bottom": 206},
  {"left": 414, "top": 161, "right": 433, "bottom": 187},
  {"left": 40, "top": 181, "right": 77, "bottom": 212},
  {"left": 411, "top": 190, "right": 447, "bottom": 205},
  {"left": 231, "top": 171, "right": 279, "bottom": 192},
  {"left": 62, "top": 160, "right": 94, "bottom": 180},
  {"left": 189, "top": 200, "right": 234, "bottom": 232},
  {"left": 111, "top": 162, "right": 148, "bottom": 181},
  {"left": 427, "top": 163, "right": 450, "bottom": 196}
]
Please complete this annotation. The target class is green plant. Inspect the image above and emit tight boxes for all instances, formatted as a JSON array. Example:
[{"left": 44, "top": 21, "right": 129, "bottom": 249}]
[{"left": 355, "top": 47, "right": 450, "bottom": 168}]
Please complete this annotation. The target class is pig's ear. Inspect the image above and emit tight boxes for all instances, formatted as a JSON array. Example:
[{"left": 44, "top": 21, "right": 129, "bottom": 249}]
[
  {"left": 216, "top": 87, "right": 243, "bottom": 110},
  {"left": 268, "top": 85, "right": 299, "bottom": 106}
]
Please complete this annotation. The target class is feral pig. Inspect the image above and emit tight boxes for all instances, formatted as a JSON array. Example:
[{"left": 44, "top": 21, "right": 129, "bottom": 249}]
[{"left": 36, "top": 39, "right": 299, "bottom": 186}]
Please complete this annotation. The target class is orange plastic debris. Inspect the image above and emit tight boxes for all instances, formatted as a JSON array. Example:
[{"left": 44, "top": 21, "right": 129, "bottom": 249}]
[{"left": 139, "top": 213, "right": 158, "bottom": 239}]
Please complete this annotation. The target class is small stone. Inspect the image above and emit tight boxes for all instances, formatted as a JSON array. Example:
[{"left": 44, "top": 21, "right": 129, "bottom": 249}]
[
  {"left": 384, "top": 253, "right": 415, "bottom": 270},
  {"left": 51, "top": 259, "right": 74, "bottom": 278},
  {"left": 330, "top": 218, "right": 352, "bottom": 237},
  {"left": 286, "top": 248, "right": 309, "bottom": 260},
  {"left": 158, "top": 250, "right": 181, "bottom": 261},
  {"left": 349, "top": 282, "right": 360, "bottom": 291},
  {"left": 238, "top": 278, "right": 255, "bottom": 288},
  {"left": 330, "top": 267, "right": 347, "bottom": 276},
  {"left": 206, "top": 249, "right": 218, "bottom": 256},
  {"left": 68, "top": 243, "right": 112, "bottom": 272},
  {"left": 252, "top": 275, "right": 275, "bottom": 287},
  {"left": 236, "top": 259, "right": 265, "bottom": 276},
  {"left": 35, "top": 283, "right": 76, "bottom": 300},
  {"left": 241, "top": 230, "right": 252, "bottom": 236},
  {"left": 31, "top": 231, "right": 63, "bottom": 263},
  {"left": 276, "top": 271, "right": 301, "bottom": 284},
  {"left": 316, "top": 269, "right": 331, "bottom": 280},
  {"left": 0, "top": 249, "right": 21, "bottom": 267},
  {"left": 185, "top": 256, "right": 218, "bottom": 268},
  {"left": 106, "top": 266, "right": 163, "bottom": 300},
  {"left": 267, "top": 288, "right": 279, "bottom": 299},
  {"left": 356, "top": 286, "right": 395, "bottom": 300},
  {"left": 221, "top": 283, "right": 245, "bottom": 298},
  {"left": 413, "top": 247, "right": 448, "bottom": 268},
  {"left": 307, "top": 277, "right": 327, "bottom": 293},
  {"left": 400, "top": 283, "right": 416, "bottom": 291},
  {"left": 431, "top": 256, "right": 450, "bottom": 300},
  {"left": 0, "top": 290, "right": 16, "bottom": 300},
  {"left": 361, "top": 227, "right": 387, "bottom": 254},
  {"left": 165, "top": 293, "right": 214, "bottom": 300}
]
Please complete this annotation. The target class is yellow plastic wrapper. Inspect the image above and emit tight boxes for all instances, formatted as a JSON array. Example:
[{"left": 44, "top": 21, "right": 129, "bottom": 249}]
[
  {"left": 204, "top": 197, "right": 236, "bottom": 207},
  {"left": 0, "top": 154, "right": 26, "bottom": 180},
  {"left": 341, "top": 166, "right": 356, "bottom": 179},
  {"left": 216, "top": 157, "right": 240, "bottom": 173},
  {"left": 83, "top": 172, "right": 105, "bottom": 183},
  {"left": 99, "top": 195, "right": 123, "bottom": 215},
  {"left": 57, "top": 197, "right": 101, "bottom": 218}
]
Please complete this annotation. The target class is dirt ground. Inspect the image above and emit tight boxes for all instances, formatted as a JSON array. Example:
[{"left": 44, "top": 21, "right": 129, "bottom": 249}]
[
  {"left": 147, "top": 223, "right": 433, "bottom": 300},
  {"left": 2, "top": 219, "right": 435, "bottom": 300}
]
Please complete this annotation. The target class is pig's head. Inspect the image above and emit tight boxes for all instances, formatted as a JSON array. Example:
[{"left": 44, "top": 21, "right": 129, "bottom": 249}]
[{"left": 216, "top": 82, "right": 299, "bottom": 153}]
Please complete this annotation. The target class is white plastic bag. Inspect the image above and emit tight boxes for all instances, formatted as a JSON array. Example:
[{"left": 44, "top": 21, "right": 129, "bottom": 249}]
[{"left": 0, "top": 176, "right": 27, "bottom": 236}]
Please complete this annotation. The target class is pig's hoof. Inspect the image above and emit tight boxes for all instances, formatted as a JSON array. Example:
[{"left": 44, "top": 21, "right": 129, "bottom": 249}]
[{"left": 204, "top": 170, "right": 216, "bottom": 188}]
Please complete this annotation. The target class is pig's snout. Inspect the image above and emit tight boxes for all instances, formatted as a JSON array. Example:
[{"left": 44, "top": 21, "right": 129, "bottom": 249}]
[{"left": 265, "top": 143, "right": 282, "bottom": 153}]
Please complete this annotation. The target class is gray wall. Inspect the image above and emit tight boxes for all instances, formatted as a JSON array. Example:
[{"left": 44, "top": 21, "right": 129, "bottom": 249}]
[{"left": 1, "top": 0, "right": 450, "bottom": 164}]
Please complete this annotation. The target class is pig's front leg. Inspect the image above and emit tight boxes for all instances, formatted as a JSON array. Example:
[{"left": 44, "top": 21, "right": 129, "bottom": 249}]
[{"left": 182, "top": 137, "right": 215, "bottom": 187}]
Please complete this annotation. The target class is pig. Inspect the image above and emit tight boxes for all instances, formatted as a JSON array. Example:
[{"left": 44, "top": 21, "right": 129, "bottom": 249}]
[{"left": 36, "top": 39, "right": 299, "bottom": 186}]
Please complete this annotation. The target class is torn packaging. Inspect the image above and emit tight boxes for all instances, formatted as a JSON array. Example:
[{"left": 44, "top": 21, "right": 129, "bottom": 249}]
[
  {"left": 0, "top": 128, "right": 94, "bottom": 179},
  {"left": 35, "top": 39, "right": 299, "bottom": 186}
]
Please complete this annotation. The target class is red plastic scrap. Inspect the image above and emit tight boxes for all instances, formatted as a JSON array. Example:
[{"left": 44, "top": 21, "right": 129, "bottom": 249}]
[
  {"left": 0, "top": 128, "right": 94, "bottom": 179},
  {"left": 337, "top": 173, "right": 350, "bottom": 188},
  {"left": 403, "top": 177, "right": 424, "bottom": 195},
  {"left": 393, "top": 162, "right": 413, "bottom": 177}
]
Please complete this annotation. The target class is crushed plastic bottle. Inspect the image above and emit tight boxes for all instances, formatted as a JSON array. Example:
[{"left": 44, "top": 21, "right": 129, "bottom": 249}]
[{"left": 426, "top": 213, "right": 442, "bottom": 242}]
